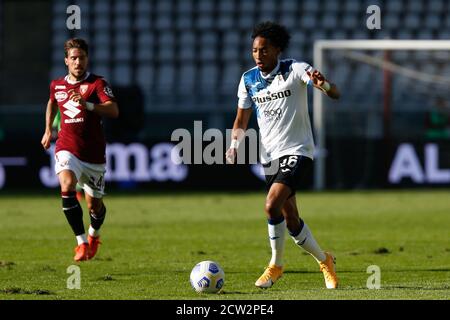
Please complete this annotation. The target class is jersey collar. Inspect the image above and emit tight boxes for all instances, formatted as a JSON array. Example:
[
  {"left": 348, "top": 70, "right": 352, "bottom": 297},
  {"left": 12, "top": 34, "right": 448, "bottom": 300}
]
[
  {"left": 260, "top": 60, "right": 280, "bottom": 79},
  {"left": 65, "top": 72, "right": 90, "bottom": 85}
]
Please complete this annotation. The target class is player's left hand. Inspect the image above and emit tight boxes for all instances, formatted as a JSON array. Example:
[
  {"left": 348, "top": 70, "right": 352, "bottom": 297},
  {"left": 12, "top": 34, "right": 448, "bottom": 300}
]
[
  {"left": 68, "top": 89, "right": 87, "bottom": 108},
  {"left": 307, "top": 69, "right": 326, "bottom": 87}
]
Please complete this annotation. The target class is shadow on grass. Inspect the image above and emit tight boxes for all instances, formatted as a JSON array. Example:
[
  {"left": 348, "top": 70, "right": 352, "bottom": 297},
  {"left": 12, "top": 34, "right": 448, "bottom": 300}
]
[{"left": 1, "top": 287, "right": 54, "bottom": 295}]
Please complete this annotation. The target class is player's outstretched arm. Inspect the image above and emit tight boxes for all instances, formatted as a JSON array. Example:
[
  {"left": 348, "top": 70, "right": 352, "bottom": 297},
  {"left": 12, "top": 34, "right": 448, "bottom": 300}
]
[
  {"left": 307, "top": 70, "right": 340, "bottom": 100},
  {"left": 68, "top": 89, "right": 119, "bottom": 118},
  {"left": 88, "top": 100, "right": 119, "bottom": 118},
  {"left": 226, "top": 107, "right": 252, "bottom": 164},
  {"left": 41, "top": 99, "right": 58, "bottom": 150}
]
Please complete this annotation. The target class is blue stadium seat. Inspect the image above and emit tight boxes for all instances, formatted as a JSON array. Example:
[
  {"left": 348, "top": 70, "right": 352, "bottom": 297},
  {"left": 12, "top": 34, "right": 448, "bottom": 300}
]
[
  {"left": 302, "top": 0, "right": 320, "bottom": 13},
  {"left": 407, "top": 0, "right": 424, "bottom": 12},
  {"left": 177, "top": 0, "right": 193, "bottom": 14},
  {"left": 94, "top": 47, "right": 110, "bottom": 62},
  {"left": 344, "top": 0, "right": 362, "bottom": 13},
  {"left": 218, "top": 13, "right": 234, "bottom": 29},
  {"left": 322, "top": 14, "right": 338, "bottom": 30},
  {"left": 94, "top": 0, "right": 110, "bottom": 15},
  {"left": 404, "top": 14, "right": 421, "bottom": 29},
  {"left": 51, "top": 66, "right": 67, "bottom": 80},
  {"left": 94, "top": 16, "right": 110, "bottom": 31},
  {"left": 178, "top": 63, "right": 196, "bottom": 94},
  {"left": 197, "top": 15, "right": 214, "bottom": 29},
  {"left": 218, "top": 0, "right": 235, "bottom": 13},
  {"left": 136, "top": 0, "right": 151, "bottom": 13},
  {"left": 323, "top": 0, "right": 340, "bottom": 13},
  {"left": 155, "top": 13, "right": 172, "bottom": 29},
  {"left": 199, "top": 63, "right": 219, "bottom": 90},
  {"left": 384, "top": 13, "right": 401, "bottom": 29},
  {"left": 280, "top": 0, "right": 297, "bottom": 13},
  {"left": 114, "top": 15, "right": 131, "bottom": 31},
  {"left": 135, "top": 14, "right": 151, "bottom": 30},
  {"left": 238, "top": 14, "right": 254, "bottom": 29},
  {"left": 300, "top": 15, "right": 316, "bottom": 29},
  {"left": 351, "top": 30, "right": 369, "bottom": 39},
  {"left": 279, "top": 12, "right": 296, "bottom": 29},
  {"left": 396, "top": 30, "right": 414, "bottom": 39},
  {"left": 261, "top": 0, "right": 276, "bottom": 13},
  {"left": 341, "top": 13, "right": 359, "bottom": 30},
  {"left": 136, "top": 64, "right": 154, "bottom": 89},
  {"left": 136, "top": 43, "right": 153, "bottom": 62},
  {"left": 197, "top": 0, "right": 214, "bottom": 14},
  {"left": 115, "top": 1, "right": 131, "bottom": 14},
  {"left": 176, "top": 13, "right": 193, "bottom": 30},
  {"left": 92, "top": 64, "right": 111, "bottom": 82},
  {"left": 424, "top": 16, "right": 441, "bottom": 30},
  {"left": 156, "top": 0, "right": 173, "bottom": 14},
  {"left": 113, "top": 65, "right": 132, "bottom": 86},
  {"left": 429, "top": 0, "right": 444, "bottom": 12},
  {"left": 94, "top": 32, "right": 110, "bottom": 47},
  {"left": 240, "top": 1, "right": 255, "bottom": 14},
  {"left": 156, "top": 65, "right": 175, "bottom": 92},
  {"left": 114, "top": 46, "right": 132, "bottom": 62},
  {"left": 385, "top": 0, "right": 403, "bottom": 12}
]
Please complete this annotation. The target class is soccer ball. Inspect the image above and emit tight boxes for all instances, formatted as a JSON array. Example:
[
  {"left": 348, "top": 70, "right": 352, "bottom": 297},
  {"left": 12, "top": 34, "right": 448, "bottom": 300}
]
[{"left": 189, "top": 260, "right": 225, "bottom": 294}]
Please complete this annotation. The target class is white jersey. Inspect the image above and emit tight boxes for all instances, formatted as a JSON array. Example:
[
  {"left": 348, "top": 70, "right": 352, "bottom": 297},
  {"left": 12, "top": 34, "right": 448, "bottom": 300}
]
[{"left": 237, "top": 59, "right": 315, "bottom": 164}]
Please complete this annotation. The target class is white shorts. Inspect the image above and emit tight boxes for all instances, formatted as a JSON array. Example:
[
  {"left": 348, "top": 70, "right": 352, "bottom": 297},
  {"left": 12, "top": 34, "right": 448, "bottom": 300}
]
[{"left": 55, "top": 151, "right": 106, "bottom": 198}]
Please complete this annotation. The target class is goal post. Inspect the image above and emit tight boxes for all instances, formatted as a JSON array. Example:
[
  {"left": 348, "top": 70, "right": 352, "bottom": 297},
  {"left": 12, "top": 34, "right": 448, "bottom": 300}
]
[{"left": 313, "top": 40, "right": 450, "bottom": 190}]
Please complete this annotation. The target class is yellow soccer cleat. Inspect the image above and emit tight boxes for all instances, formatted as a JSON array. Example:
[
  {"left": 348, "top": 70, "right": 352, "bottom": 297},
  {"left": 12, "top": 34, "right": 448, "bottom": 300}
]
[
  {"left": 255, "top": 265, "right": 283, "bottom": 289},
  {"left": 319, "top": 252, "right": 339, "bottom": 289}
]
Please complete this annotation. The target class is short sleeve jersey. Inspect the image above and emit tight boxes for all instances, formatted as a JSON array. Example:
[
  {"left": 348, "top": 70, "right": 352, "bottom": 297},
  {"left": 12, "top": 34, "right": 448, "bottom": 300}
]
[
  {"left": 49, "top": 73, "right": 115, "bottom": 164},
  {"left": 237, "top": 59, "right": 315, "bottom": 164}
]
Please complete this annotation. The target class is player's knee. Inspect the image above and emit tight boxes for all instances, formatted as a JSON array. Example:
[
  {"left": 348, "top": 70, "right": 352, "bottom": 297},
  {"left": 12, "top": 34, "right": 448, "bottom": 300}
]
[
  {"left": 264, "top": 200, "right": 282, "bottom": 218},
  {"left": 88, "top": 201, "right": 104, "bottom": 216},
  {"left": 59, "top": 177, "right": 77, "bottom": 192}
]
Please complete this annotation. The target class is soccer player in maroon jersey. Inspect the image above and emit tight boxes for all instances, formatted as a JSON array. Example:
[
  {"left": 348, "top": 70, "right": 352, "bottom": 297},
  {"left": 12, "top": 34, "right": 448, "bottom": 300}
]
[{"left": 41, "top": 38, "right": 119, "bottom": 261}]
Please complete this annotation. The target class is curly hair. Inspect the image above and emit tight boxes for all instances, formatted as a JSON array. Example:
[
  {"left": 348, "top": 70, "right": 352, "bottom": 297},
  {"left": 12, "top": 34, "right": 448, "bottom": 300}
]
[{"left": 251, "top": 21, "right": 291, "bottom": 52}]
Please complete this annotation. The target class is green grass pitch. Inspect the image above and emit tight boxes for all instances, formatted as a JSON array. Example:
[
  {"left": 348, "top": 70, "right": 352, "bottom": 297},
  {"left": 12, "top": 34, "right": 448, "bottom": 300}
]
[{"left": 0, "top": 190, "right": 449, "bottom": 300}]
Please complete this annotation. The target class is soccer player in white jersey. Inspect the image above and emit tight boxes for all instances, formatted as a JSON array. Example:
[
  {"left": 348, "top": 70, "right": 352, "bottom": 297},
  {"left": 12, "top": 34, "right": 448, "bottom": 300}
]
[{"left": 226, "top": 22, "right": 340, "bottom": 289}]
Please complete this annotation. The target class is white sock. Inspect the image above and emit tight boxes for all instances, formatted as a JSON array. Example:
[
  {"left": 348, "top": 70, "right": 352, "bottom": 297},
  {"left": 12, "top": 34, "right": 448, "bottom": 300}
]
[
  {"left": 76, "top": 234, "right": 88, "bottom": 245},
  {"left": 291, "top": 223, "right": 326, "bottom": 263},
  {"left": 268, "top": 219, "right": 286, "bottom": 266},
  {"left": 88, "top": 225, "right": 100, "bottom": 238}
]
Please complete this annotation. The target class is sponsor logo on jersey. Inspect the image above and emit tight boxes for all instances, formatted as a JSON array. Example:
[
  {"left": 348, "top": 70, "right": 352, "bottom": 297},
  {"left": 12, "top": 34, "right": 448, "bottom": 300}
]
[
  {"left": 80, "top": 84, "right": 89, "bottom": 95},
  {"left": 64, "top": 118, "right": 84, "bottom": 124},
  {"left": 62, "top": 100, "right": 82, "bottom": 119},
  {"left": 55, "top": 85, "right": 66, "bottom": 89},
  {"left": 263, "top": 108, "right": 283, "bottom": 120},
  {"left": 252, "top": 89, "right": 291, "bottom": 105},
  {"left": 55, "top": 91, "right": 68, "bottom": 102}
]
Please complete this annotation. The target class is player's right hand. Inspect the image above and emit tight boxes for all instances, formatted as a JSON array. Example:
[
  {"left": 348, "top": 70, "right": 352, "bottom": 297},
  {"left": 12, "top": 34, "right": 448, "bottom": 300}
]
[
  {"left": 41, "top": 131, "right": 52, "bottom": 150},
  {"left": 225, "top": 148, "right": 237, "bottom": 164}
]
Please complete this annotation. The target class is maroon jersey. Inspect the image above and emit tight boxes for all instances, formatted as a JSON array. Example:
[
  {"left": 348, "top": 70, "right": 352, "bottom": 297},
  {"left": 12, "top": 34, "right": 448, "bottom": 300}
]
[{"left": 49, "top": 73, "right": 115, "bottom": 164}]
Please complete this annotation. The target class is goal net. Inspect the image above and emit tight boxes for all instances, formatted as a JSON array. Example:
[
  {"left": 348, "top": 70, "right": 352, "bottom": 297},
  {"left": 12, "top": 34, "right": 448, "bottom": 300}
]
[{"left": 313, "top": 40, "right": 450, "bottom": 190}]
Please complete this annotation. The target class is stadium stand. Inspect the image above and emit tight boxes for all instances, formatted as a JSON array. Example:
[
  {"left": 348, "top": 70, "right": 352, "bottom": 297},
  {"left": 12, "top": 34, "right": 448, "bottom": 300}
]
[{"left": 44, "top": 0, "right": 449, "bottom": 141}]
